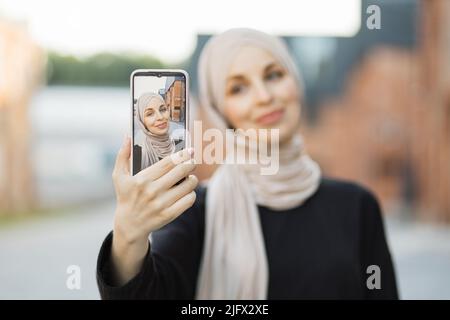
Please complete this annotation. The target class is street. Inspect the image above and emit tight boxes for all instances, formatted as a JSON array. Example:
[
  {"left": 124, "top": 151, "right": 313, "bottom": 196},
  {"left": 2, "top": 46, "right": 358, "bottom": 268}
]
[{"left": 0, "top": 201, "right": 449, "bottom": 299}]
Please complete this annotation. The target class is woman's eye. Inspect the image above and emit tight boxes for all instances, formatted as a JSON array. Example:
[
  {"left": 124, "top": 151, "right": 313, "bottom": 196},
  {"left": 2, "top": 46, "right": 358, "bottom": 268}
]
[
  {"left": 265, "top": 70, "right": 283, "bottom": 81},
  {"left": 229, "top": 84, "right": 245, "bottom": 95},
  {"left": 160, "top": 107, "right": 167, "bottom": 113},
  {"left": 145, "top": 112, "right": 154, "bottom": 117}
]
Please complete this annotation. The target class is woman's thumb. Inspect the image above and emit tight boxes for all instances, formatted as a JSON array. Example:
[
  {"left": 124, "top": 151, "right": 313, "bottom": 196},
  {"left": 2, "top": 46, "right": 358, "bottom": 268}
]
[{"left": 114, "top": 135, "right": 131, "bottom": 175}]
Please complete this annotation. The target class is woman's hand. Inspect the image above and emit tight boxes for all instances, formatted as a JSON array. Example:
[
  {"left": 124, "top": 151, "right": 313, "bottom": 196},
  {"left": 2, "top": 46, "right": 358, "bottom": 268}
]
[{"left": 110, "top": 136, "right": 198, "bottom": 285}]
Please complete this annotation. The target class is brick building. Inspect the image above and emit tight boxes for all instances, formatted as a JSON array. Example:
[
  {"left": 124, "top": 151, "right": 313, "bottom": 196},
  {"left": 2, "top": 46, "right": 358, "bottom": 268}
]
[{"left": 0, "top": 20, "right": 44, "bottom": 213}]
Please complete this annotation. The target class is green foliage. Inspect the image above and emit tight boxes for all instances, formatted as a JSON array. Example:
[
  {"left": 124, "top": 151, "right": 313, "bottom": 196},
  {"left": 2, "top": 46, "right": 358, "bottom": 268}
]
[{"left": 46, "top": 51, "right": 167, "bottom": 86}]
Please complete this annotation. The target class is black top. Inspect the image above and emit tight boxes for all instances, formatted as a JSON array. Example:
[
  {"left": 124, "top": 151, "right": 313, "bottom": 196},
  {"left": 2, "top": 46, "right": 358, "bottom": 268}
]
[{"left": 96, "top": 178, "right": 398, "bottom": 300}]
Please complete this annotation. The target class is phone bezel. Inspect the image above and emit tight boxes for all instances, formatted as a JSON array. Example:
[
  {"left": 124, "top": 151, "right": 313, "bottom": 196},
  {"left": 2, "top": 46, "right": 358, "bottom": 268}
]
[{"left": 130, "top": 69, "right": 190, "bottom": 176}]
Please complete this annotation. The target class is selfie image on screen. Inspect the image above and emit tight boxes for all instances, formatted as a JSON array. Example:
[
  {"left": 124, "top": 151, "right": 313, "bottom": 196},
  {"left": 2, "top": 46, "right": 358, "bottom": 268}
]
[{"left": 132, "top": 73, "right": 186, "bottom": 175}]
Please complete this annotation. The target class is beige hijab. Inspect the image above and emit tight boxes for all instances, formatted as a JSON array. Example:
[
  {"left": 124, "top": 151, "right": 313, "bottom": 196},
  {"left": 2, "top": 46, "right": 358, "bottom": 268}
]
[
  {"left": 195, "top": 28, "right": 322, "bottom": 300},
  {"left": 136, "top": 92, "right": 175, "bottom": 169}
]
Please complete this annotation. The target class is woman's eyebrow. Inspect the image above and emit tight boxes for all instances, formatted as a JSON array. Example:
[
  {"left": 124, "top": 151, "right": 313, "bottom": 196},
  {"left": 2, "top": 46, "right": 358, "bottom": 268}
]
[
  {"left": 264, "top": 62, "right": 279, "bottom": 72},
  {"left": 227, "top": 61, "right": 280, "bottom": 81},
  {"left": 226, "top": 74, "right": 246, "bottom": 82}
]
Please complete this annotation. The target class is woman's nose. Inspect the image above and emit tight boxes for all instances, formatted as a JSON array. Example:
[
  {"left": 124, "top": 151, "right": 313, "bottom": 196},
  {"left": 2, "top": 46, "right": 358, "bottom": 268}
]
[
  {"left": 253, "top": 81, "right": 272, "bottom": 105},
  {"left": 155, "top": 111, "right": 164, "bottom": 120}
]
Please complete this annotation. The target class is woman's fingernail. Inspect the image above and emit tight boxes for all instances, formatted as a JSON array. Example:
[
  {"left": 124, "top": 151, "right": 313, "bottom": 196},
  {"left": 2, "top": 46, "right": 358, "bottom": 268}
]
[{"left": 188, "top": 147, "right": 194, "bottom": 157}]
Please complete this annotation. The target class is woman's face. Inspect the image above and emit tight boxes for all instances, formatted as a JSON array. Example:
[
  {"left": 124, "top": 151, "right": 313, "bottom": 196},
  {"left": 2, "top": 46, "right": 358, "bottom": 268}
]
[
  {"left": 143, "top": 98, "right": 170, "bottom": 135},
  {"left": 222, "top": 46, "right": 301, "bottom": 144}
]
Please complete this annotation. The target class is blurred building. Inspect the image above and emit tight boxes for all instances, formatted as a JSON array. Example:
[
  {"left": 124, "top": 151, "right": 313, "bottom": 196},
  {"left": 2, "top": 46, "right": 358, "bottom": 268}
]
[
  {"left": 304, "top": 48, "right": 416, "bottom": 207},
  {"left": 0, "top": 19, "right": 44, "bottom": 214},
  {"left": 163, "top": 76, "right": 186, "bottom": 122},
  {"left": 415, "top": 0, "right": 450, "bottom": 221},
  {"left": 306, "top": 0, "right": 450, "bottom": 222}
]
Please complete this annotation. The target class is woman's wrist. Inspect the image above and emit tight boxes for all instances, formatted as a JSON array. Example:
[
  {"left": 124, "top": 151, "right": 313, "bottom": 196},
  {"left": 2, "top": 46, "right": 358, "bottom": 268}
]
[
  {"left": 112, "top": 218, "right": 149, "bottom": 257},
  {"left": 113, "top": 205, "right": 150, "bottom": 246},
  {"left": 112, "top": 231, "right": 149, "bottom": 264},
  {"left": 111, "top": 227, "right": 150, "bottom": 286}
]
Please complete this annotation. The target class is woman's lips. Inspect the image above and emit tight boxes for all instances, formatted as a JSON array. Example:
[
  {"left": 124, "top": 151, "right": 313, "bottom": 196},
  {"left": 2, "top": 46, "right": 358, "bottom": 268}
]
[
  {"left": 256, "top": 109, "right": 285, "bottom": 125},
  {"left": 156, "top": 122, "right": 168, "bottom": 129}
]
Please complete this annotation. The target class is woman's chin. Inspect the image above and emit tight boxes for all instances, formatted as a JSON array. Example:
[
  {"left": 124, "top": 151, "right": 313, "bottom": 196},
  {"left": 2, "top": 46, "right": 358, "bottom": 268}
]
[
  {"left": 254, "top": 122, "right": 296, "bottom": 141},
  {"left": 150, "top": 128, "right": 168, "bottom": 135}
]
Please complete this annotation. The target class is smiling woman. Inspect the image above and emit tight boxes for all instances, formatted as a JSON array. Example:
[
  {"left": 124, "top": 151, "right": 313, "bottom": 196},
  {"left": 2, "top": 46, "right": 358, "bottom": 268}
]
[
  {"left": 135, "top": 92, "right": 175, "bottom": 170},
  {"left": 96, "top": 28, "right": 398, "bottom": 300},
  {"left": 222, "top": 46, "right": 302, "bottom": 143}
]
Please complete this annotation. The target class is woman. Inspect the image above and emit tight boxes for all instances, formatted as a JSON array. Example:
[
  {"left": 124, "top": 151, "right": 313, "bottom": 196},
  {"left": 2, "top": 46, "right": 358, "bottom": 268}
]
[
  {"left": 97, "top": 28, "right": 398, "bottom": 299},
  {"left": 135, "top": 92, "right": 177, "bottom": 170}
]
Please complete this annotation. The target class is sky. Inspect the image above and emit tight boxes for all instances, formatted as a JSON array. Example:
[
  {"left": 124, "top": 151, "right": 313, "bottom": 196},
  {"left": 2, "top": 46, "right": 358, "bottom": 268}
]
[
  {"left": 134, "top": 75, "right": 166, "bottom": 98},
  {"left": 0, "top": 0, "right": 361, "bottom": 63}
]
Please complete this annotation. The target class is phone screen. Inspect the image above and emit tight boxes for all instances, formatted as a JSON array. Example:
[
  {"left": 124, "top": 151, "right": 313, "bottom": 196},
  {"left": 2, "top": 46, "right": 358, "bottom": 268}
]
[{"left": 131, "top": 70, "right": 188, "bottom": 176}]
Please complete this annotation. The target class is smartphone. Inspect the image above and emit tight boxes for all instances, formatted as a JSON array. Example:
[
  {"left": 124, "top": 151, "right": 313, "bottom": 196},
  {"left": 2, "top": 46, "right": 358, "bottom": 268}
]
[{"left": 130, "top": 69, "right": 189, "bottom": 176}]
